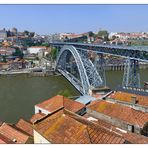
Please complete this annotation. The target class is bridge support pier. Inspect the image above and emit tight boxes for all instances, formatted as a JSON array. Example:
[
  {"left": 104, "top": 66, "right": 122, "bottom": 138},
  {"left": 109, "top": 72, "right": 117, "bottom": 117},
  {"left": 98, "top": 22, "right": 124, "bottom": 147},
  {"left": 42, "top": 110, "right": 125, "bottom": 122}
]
[
  {"left": 94, "top": 54, "right": 106, "bottom": 86},
  {"left": 122, "top": 58, "right": 141, "bottom": 88}
]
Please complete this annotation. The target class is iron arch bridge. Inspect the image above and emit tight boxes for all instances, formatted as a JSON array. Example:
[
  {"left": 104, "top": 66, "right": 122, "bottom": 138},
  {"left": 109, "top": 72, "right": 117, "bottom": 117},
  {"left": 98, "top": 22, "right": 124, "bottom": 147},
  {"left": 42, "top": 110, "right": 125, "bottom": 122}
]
[
  {"left": 56, "top": 45, "right": 104, "bottom": 95},
  {"left": 52, "top": 42, "right": 148, "bottom": 95}
]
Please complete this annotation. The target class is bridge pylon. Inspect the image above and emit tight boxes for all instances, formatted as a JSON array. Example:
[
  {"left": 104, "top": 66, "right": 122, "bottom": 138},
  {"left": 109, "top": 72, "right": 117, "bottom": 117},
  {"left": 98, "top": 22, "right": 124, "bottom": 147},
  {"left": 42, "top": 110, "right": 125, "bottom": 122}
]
[
  {"left": 93, "top": 53, "right": 106, "bottom": 87},
  {"left": 122, "top": 58, "right": 141, "bottom": 88}
]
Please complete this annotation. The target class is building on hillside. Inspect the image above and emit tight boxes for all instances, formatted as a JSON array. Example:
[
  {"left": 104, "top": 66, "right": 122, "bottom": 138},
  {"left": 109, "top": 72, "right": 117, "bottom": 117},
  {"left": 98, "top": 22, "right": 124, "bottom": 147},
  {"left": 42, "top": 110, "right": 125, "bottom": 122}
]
[
  {"left": 93, "top": 38, "right": 104, "bottom": 44},
  {"left": 110, "top": 39, "right": 129, "bottom": 45},
  {"left": 109, "top": 32, "right": 148, "bottom": 41},
  {"left": 0, "top": 28, "right": 7, "bottom": 40},
  {"left": 0, "top": 62, "right": 10, "bottom": 70},
  {"left": 60, "top": 32, "right": 93, "bottom": 43},
  {"left": 37, "top": 49, "right": 47, "bottom": 59},
  {"left": 11, "top": 27, "right": 18, "bottom": 36},
  {"left": 40, "top": 58, "right": 52, "bottom": 69},
  {"left": 27, "top": 46, "right": 47, "bottom": 55}
]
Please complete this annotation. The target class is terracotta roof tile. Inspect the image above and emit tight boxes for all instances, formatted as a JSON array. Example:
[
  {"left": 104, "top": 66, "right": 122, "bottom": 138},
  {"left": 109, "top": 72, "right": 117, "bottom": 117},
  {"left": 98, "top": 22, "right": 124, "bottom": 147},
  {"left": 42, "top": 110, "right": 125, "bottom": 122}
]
[
  {"left": 16, "top": 119, "right": 33, "bottom": 136},
  {"left": 88, "top": 100, "right": 148, "bottom": 128},
  {"left": 123, "top": 132, "right": 148, "bottom": 144},
  {"left": 30, "top": 113, "right": 46, "bottom": 124},
  {"left": 0, "top": 123, "right": 30, "bottom": 144},
  {"left": 36, "top": 95, "right": 85, "bottom": 113},
  {"left": 83, "top": 114, "right": 148, "bottom": 144},
  {"left": 0, "top": 133, "right": 14, "bottom": 144},
  {"left": 109, "top": 91, "right": 148, "bottom": 107},
  {"left": 33, "top": 109, "right": 125, "bottom": 144},
  {"left": 63, "top": 97, "right": 85, "bottom": 113}
]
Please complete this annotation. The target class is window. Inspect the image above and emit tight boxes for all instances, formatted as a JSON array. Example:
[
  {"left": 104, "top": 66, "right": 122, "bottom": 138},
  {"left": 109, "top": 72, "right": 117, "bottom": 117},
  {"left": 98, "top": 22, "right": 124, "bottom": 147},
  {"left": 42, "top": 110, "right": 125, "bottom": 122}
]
[
  {"left": 39, "top": 109, "right": 42, "bottom": 113},
  {"left": 128, "top": 125, "right": 134, "bottom": 132}
]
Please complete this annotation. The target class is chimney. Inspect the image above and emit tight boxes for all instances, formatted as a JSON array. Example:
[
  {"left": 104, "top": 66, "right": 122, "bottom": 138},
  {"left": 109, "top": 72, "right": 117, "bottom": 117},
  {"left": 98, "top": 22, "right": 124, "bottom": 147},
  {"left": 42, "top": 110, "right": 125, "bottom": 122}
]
[
  {"left": 131, "top": 96, "right": 138, "bottom": 105},
  {"left": 12, "top": 139, "right": 17, "bottom": 143}
]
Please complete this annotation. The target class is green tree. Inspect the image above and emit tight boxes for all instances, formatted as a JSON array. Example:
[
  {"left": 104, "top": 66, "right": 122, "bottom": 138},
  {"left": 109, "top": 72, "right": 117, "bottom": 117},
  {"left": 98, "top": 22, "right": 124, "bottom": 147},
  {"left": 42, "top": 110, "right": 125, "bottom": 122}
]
[
  {"left": 2, "top": 56, "right": 7, "bottom": 63},
  {"left": 29, "top": 32, "right": 35, "bottom": 37},
  {"left": 13, "top": 48, "right": 24, "bottom": 58},
  {"left": 50, "top": 47, "right": 58, "bottom": 61},
  {"left": 41, "top": 43, "right": 49, "bottom": 47},
  {"left": 24, "top": 30, "right": 29, "bottom": 36},
  {"left": 97, "top": 30, "right": 109, "bottom": 41},
  {"left": 111, "top": 35, "right": 117, "bottom": 40},
  {"left": 88, "top": 31, "right": 94, "bottom": 37},
  {"left": 58, "top": 89, "right": 72, "bottom": 98}
]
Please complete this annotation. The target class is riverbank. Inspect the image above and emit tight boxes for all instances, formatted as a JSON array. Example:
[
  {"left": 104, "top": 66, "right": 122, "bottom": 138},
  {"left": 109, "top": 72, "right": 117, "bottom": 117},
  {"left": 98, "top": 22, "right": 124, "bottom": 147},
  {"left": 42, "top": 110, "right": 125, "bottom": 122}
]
[
  {"left": 0, "top": 63, "right": 147, "bottom": 77},
  {"left": 0, "top": 68, "right": 61, "bottom": 77}
]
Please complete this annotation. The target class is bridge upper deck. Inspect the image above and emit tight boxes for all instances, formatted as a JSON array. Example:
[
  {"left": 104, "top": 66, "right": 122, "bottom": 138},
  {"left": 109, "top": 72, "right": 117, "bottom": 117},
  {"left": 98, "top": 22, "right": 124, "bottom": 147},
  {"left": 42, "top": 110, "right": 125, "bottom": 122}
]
[{"left": 50, "top": 42, "right": 148, "bottom": 62}]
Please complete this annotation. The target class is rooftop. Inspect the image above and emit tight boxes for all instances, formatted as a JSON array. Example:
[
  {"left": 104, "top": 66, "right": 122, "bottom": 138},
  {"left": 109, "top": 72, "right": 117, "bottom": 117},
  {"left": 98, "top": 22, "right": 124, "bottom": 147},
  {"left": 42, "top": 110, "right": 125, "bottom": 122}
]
[
  {"left": 16, "top": 119, "right": 33, "bottom": 136},
  {"left": 36, "top": 95, "right": 85, "bottom": 113},
  {"left": 75, "top": 95, "right": 96, "bottom": 105},
  {"left": 33, "top": 109, "right": 125, "bottom": 144},
  {"left": 108, "top": 91, "right": 148, "bottom": 107},
  {"left": 30, "top": 113, "right": 46, "bottom": 124},
  {"left": 123, "top": 132, "right": 148, "bottom": 144},
  {"left": 87, "top": 100, "right": 148, "bottom": 128},
  {"left": 28, "top": 46, "right": 47, "bottom": 49},
  {"left": 83, "top": 113, "right": 148, "bottom": 144},
  {"left": 0, "top": 123, "right": 30, "bottom": 144},
  {"left": 0, "top": 133, "right": 14, "bottom": 144}
]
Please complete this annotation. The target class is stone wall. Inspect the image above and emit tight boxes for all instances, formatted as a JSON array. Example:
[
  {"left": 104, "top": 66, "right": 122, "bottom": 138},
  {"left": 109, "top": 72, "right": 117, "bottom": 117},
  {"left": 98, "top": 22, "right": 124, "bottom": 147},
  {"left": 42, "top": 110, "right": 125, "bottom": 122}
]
[
  {"left": 33, "top": 130, "right": 50, "bottom": 144},
  {"left": 86, "top": 108, "right": 141, "bottom": 134}
]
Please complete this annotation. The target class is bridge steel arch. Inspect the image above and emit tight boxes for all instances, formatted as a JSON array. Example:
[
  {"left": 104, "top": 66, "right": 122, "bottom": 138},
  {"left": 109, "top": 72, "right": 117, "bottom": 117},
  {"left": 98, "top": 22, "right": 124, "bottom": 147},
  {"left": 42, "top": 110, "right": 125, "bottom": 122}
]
[{"left": 56, "top": 45, "right": 103, "bottom": 95}]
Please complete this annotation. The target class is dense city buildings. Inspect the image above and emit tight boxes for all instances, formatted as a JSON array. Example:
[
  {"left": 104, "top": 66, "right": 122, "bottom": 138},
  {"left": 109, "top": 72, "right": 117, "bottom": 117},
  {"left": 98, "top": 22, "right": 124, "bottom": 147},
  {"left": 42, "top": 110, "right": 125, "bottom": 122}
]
[{"left": 0, "top": 28, "right": 7, "bottom": 41}]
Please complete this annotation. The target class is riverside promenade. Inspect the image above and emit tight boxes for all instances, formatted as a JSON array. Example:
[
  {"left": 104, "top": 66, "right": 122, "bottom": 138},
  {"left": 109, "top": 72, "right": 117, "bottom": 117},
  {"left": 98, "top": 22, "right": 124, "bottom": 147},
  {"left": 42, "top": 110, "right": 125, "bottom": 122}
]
[
  {"left": 0, "top": 69, "right": 30, "bottom": 75},
  {"left": 0, "top": 67, "right": 57, "bottom": 76}
]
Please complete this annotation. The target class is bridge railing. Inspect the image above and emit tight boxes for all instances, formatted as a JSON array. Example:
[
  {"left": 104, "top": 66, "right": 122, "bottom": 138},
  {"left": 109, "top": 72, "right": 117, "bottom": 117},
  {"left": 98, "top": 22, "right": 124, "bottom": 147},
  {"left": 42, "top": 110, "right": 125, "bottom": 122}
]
[{"left": 50, "top": 42, "right": 148, "bottom": 62}]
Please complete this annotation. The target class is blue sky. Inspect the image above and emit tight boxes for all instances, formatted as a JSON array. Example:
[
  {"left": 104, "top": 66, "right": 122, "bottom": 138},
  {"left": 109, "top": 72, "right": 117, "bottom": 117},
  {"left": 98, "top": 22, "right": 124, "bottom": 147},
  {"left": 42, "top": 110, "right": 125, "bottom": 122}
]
[{"left": 0, "top": 4, "right": 148, "bottom": 34}]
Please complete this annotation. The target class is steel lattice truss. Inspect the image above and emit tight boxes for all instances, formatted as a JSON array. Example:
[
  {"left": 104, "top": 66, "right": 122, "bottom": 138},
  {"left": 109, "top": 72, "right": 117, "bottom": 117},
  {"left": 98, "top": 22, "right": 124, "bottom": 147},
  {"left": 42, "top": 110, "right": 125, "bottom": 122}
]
[
  {"left": 93, "top": 54, "right": 106, "bottom": 87},
  {"left": 50, "top": 42, "right": 148, "bottom": 62},
  {"left": 122, "top": 59, "right": 141, "bottom": 88},
  {"left": 56, "top": 45, "right": 104, "bottom": 95},
  {"left": 51, "top": 42, "right": 148, "bottom": 91}
]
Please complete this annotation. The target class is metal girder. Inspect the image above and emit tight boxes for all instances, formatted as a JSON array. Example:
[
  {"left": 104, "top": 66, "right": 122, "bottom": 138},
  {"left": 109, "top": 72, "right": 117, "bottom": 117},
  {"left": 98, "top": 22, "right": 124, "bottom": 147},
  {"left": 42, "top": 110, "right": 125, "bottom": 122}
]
[
  {"left": 122, "top": 58, "right": 141, "bottom": 88},
  {"left": 77, "top": 49, "right": 103, "bottom": 88},
  {"left": 51, "top": 42, "right": 148, "bottom": 91},
  {"left": 50, "top": 42, "right": 148, "bottom": 62},
  {"left": 56, "top": 45, "right": 104, "bottom": 95},
  {"left": 56, "top": 45, "right": 90, "bottom": 94},
  {"left": 93, "top": 54, "right": 106, "bottom": 86}
]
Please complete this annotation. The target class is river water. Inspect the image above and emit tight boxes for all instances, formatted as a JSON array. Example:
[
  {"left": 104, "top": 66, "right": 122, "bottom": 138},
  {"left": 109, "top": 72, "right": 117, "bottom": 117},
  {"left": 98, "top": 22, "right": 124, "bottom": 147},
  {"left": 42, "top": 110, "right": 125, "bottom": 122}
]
[{"left": 0, "top": 69, "right": 147, "bottom": 123}]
